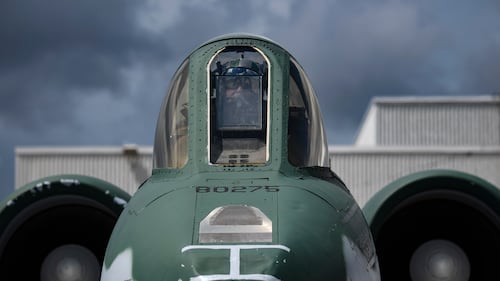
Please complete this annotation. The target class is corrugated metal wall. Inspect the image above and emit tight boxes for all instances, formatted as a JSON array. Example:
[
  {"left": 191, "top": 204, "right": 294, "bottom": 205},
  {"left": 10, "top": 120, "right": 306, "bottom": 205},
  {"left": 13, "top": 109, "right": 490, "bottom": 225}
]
[
  {"left": 377, "top": 102, "right": 500, "bottom": 146},
  {"left": 16, "top": 146, "right": 500, "bottom": 207},
  {"left": 15, "top": 146, "right": 153, "bottom": 195},
  {"left": 330, "top": 147, "right": 500, "bottom": 206},
  {"left": 14, "top": 97, "right": 500, "bottom": 206}
]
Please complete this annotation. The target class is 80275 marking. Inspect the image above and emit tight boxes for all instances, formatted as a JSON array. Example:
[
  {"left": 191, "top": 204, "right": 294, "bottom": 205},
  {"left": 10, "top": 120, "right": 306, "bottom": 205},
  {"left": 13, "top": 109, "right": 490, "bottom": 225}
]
[{"left": 195, "top": 186, "right": 279, "bottom": 193}]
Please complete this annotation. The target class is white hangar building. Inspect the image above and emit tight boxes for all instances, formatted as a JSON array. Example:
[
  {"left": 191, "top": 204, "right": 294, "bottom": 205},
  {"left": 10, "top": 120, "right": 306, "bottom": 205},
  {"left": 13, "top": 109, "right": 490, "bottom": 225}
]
[{"left": 15, "top": 96, "right": 500, "bottom": 206}]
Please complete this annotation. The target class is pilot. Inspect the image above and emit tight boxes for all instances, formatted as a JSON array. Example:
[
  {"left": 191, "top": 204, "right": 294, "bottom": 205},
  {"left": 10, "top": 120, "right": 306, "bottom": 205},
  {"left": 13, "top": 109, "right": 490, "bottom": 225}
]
[
  {"left": 223, "top": 76, "right": 255, "bottom": 108},
  {"left": 217, "top": 58, "right": 263, "bottom": 128}
]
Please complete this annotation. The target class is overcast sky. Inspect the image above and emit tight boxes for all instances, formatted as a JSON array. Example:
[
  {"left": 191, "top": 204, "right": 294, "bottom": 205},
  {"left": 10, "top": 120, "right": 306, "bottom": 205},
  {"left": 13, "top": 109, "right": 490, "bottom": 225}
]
[{"left": 1, "top": 0, "right": 500, "bottom": 200}]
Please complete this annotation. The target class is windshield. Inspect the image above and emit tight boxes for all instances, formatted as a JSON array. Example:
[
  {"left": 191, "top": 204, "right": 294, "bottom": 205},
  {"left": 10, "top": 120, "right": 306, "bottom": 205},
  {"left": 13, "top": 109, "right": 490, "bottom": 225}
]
[
  {"left": 209, "top": 47, "right": 269, "bottom": 165},
  {"left": 288, "top": 57, "right": 330, "bottom": 167},
  {"left": 153, "top": 59, "right": 189, "bottom": 169},
  {"left": 216, "top": 75, "right": 263, "bottom": 131}
]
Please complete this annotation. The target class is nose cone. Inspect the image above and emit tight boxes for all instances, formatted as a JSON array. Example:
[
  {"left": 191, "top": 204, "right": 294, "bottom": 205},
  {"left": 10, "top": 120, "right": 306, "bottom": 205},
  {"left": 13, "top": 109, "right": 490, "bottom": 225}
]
[{"left": 101, "top": 179, "right": 379, "bottom": 281}]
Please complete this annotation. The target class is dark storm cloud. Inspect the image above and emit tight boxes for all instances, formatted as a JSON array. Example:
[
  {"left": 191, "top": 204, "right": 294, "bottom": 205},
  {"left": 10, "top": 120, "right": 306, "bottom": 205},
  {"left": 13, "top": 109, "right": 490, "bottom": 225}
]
[
  {"left": 268, "top": 0, "right": 500, "bottom": 143},
  {"left": 0, "top": 0, "right": 170, "bottom": 131},
  {"left": 1, "top": 0, "right": 500, "bottom": 199},
  {"left": 461, "top": 42, "right": 500, "bottom": 95},
  {"left": 0, "top": 0, "right": 173, "bottom": 198}
]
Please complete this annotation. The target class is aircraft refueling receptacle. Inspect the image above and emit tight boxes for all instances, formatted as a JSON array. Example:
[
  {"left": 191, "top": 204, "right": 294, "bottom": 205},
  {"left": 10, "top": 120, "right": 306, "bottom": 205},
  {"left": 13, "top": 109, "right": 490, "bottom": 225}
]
[{"left": 100, "top": 34, "right": 381, "bottom": 281}]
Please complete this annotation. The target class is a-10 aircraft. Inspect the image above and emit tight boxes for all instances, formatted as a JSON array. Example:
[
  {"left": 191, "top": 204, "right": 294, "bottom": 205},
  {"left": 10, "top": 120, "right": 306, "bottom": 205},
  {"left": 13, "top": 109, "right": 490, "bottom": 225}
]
[{"left": 1, "top": 34, "right": 499, "bottom": 281}]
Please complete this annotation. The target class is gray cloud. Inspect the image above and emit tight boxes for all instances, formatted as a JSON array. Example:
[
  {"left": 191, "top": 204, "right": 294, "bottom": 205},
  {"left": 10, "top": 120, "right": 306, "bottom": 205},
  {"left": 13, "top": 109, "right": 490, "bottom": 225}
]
[
  {"left": 0, "top": 0, "right": 170, "bottom": 131},
  {"left": 0, "top": 0, "right": 172, "bottom": 198},
  {"left": 267, "top": 0, "right": 500, "bottom": 142},
  {"left": 1, "top": 0, "right": 500, "bottom": 199}
]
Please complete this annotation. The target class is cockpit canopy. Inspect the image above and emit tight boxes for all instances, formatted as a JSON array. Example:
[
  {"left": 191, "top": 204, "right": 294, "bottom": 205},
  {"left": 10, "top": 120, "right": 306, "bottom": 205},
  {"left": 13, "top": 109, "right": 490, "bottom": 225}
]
[
  {"left": 212, "top": 47, "right": 267, "bottom": 133},
  {"left": 153, "top": 36, "right": 329, "bottom": 170},
  {"left": 209, "top": 47, "right": 268, "bottom": 165}
]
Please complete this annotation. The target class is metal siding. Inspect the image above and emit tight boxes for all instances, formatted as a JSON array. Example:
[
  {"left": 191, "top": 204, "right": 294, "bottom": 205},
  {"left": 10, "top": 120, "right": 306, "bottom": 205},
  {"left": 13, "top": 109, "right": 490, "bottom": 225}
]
[
  {"left": 14, "top": 97, "right": 500, "bottom": 205},
  {"left": 15, "top": 149, "right": 152, "bottom": 194},
  {"left": 330, "top": 148, "right": 500, "bottom": 206},
  {"left": 15, "top": 146, "right": 500, "bottom": 207},
  {"left": 378, "top": 103, "right": 500, "bottom": 146}
]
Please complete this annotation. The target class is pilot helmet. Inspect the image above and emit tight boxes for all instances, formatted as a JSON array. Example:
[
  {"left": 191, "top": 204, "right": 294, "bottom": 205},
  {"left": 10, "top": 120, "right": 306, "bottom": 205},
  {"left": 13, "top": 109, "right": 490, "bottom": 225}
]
[
  {"left": 223, "top": 58, "right": 262, "bottom": 76},
  {"left": 215, "top": 57, "right": 267, "bottom": 93}
]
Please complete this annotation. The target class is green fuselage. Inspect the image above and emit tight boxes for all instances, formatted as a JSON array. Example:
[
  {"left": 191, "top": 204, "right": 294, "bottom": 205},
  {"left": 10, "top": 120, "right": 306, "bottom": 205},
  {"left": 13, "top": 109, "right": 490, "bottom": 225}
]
[
  {"left": 101, "top": 34, "right": 379, "bottom": 281},
  {"left": 103, "top": 169, "right": 377, "bottom": 280}
]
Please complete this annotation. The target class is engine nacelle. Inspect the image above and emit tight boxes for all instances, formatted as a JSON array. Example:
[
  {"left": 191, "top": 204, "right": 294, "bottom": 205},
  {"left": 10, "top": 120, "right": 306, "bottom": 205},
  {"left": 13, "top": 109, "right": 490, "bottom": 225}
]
[
  {"left": 0, "top": 174, "right": 130, "bottom": 280},
  {"left": 363, "top": 169, "right": 500, "bottom": 281}
]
